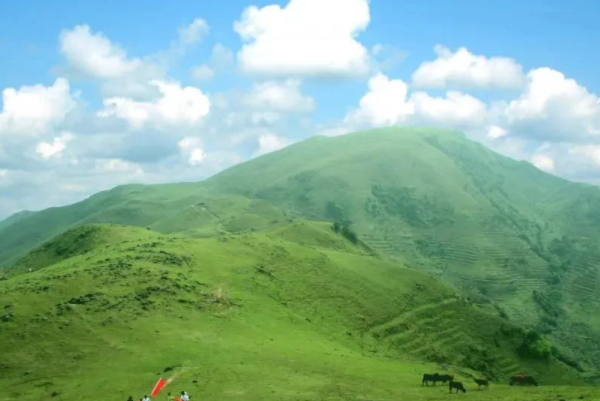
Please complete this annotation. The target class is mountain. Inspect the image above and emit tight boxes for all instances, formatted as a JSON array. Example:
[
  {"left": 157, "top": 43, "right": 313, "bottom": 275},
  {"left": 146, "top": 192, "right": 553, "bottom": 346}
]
[
  {"left": 0, "top": 223, "right": 591, "bottom": 401},
  {"left": 0, "top": 210, "right": 36, "bottom": 231},
  {"left": 2, "top": 127, "right": 600, "bottom": 381}
]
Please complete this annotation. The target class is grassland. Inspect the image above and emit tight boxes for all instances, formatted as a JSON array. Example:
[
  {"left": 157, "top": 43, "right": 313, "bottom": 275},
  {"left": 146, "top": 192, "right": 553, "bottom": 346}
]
[
  {"left": 2, "top": 127, "right": 600, "bottom": 397},
  {"left": 0, "top": 223, "right": 592, "bottom": 400}
]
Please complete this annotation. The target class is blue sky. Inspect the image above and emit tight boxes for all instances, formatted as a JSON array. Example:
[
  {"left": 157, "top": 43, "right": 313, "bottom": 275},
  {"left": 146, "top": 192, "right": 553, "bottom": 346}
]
[{"left": 1, "top": 0, "right": 600, "bottom": 219}]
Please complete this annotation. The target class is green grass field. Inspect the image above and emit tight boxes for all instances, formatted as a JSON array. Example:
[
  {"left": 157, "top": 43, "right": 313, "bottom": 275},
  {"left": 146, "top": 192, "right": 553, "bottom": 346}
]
[
  {"left": 0, "top": 223, "right": 590, "bottom": 400},
  {"left": 2, "top": 127, "right": 600, "bottom": 399}
]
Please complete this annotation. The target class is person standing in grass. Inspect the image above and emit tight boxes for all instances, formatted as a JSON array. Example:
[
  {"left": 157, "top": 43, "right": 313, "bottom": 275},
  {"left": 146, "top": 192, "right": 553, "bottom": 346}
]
[
  {"left": 166, "top": 392, "right": 180, "bottom": 401},
  {"left": 181, "top": 390, "right": 190, "bottom": 401}
]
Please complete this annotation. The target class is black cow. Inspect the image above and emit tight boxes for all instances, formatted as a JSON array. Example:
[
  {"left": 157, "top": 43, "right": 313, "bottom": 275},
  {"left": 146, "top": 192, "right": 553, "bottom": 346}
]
[
  {"left": 474, "top": 378, "right": 489, "bottom": 389},
  {"left": 449, "top": 380, "right": 467, "bottom": 393},
  {"left": 509, "top": 375, "right": 538, "bottom": 386},
  {"left": 422, "top": 373, "right": 440, "bottom": 386},
  {"left": 438, "top": 374, "right": 454, "bottom": 384}
]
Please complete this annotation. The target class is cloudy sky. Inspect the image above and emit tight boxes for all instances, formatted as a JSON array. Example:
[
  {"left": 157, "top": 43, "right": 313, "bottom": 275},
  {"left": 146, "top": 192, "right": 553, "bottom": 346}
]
[{"left": 1, "top": 0, "right": 599, "bottom": 220}]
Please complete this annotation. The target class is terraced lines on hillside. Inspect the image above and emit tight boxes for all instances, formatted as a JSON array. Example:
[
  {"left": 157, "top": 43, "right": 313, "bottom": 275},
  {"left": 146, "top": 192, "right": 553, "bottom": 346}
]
[
  {"left": 366, "top": 297, "right": 460, "bottom": 340},
  {"left": 417, "top": 239, "right": 480, "bottom": 267},
  {"left": 494, "top": 357, "right": 523, "bottom": 377},
  {"left": 567, "top": 254, "right": 600, "bottom": 304},
  {"left": 361, "top": 234, "right": 404, "bottom": 259}
]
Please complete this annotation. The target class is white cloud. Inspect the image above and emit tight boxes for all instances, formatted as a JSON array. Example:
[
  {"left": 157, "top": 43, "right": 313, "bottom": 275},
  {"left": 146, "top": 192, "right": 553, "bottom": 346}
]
[
  {"left": 0, "top": 78, "right": 76, "bottom": 135},
  {"left": 531, "top": 153, "right": 555, "bottom": 171},
  {"left": 98, "top": 80, "right": 210, "bottom": 129},
  {"left": 242, "top": 79, "right": 315, "bottom": 113},
  {"left": 189, "top": 149, "right": 205, "bottom": 165},
  {"left": 487, "top": 125, "right": 508, "bottom": 139},
  {"left": 411, "top": 91, "right": 488, "bottom": 127},
  {"left": 210, "top": 44, "right": 234, "bottom": 70},
  {"left": 95, "top": 158, "right": 144, "bottom": 176},
  {"left": 504, "top": 67, "right": 600, "bottom": 141},
  {"left": 569, "top": 145, "right": 600, "bottom": 165},
  {"left": 178, "top": 136, "right": 205, "bottom": 165},
  {"left": 190, "top": 44, "right": 235, "bottom": 82},
  {"left": 177, "top": 18, "right": 209, "bottom": 46},
  {"left": 343, "top": 73, "right": 487, "bottom": 129},
  {"left": 412, "top": 45, "right": 525, "bottom": 89},
  {"left": 191, "top": 65, "right": 214, "bottom": 81},
  {"left": 253, "top": 133, "right": 292, "bottom": 157},
  {"left": 36, "top": 132, "right": 73, "bottom": 159},
  {"left": 371, "top": 44, "right": 408, "bottom": 71},
  {"left": 345, "top": 73, "right": 413, "bottom": 127},
  {"left": 234, "top": 0, "right": 371, "bottom": 78},
  {"left": 60, "top": 25, "right": 142, "bottom": 79},
  {"left": 178, "top": 136, "right": 202, "bottom": 151}
]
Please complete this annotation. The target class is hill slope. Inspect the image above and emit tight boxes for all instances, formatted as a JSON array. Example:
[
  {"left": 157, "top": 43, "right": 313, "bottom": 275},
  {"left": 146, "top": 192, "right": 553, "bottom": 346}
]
[
  {"left": 0, "top": 223, "right": 588, "bottom": 401},
  {"left": 202, "top": 127, "right": 600, "bottom": 377},
  {"left": 2, "top": 127, "right": 600, "bottom": 378},
  {"left": 0, "top": 210, "right": 36, "bottom": 231}
]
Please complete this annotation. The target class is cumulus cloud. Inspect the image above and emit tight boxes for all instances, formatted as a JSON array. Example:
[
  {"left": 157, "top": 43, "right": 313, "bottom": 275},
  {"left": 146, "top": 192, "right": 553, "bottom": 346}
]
[
  {"left": 371, "top": 44, "right": 408, "bottom": 72},
  {"left": 487, "top": 125, "right": 508, "bottom": 139},
  {"left": 242, "top": 79, "right": 315, "bottom": 113},
  {"left": 504, "top": 67, "right": 600, "bottom": 142},
  {"left": 234, "top": 0, "right": 371, "bottom": 78},
  {"left": 345, "top": 73, "right": 413, "bottom": 127},
  {"left": 191, "top": 65, "right": 214, "bottom": 81},
  {"left": 210, "top": 44, "right": 235, "bottom": 70},
  {"left": 531, "top": 153, "right": 555, "bottom": 172},
  {"left": 177, "top": 18, "right": 209, "bottom": 47},
  {"left": 98, "top": 80, "right": 211, "bottom": 130},
  {"left": 36, "top": 132, "right": 74, "bottom": 159},
  {"left": 411, "top": 91, "right": 487, "bottom": 128},
  {"left": 190, "top": 44, "right": 235, "bottom": 81},
  {"left": 178, "top": 136, "right": 205, "bottom": 166},
  {"left": 95, "top": 158, "right": 144, "bottom": 176},
  {"left": 59, "top": 20, "right": 209, "bottom": 99},
  {"left": 252, "top": 133, "right": 292, "bottom": 157},
  {"left": 0, "top": 78, "right": 76, "bottom": 136},
  {"left": 412, "top": 45, "right": 525, "bottom": 89},
  {"left": 60, "top": 25, "right": 142, "bottom": 80},
  {"left": 343, "top": 73, "right": 487, "bottom": 130},
  {"left": 570, "top": 145, "right": 600, "bottom": 166}
]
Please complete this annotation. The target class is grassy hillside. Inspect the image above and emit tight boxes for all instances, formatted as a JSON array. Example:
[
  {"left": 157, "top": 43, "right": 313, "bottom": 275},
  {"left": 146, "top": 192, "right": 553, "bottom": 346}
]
[
  {"left": 202, "top": 127, "right": 600, "bottom": 377},
  {"left": 2, "top": 127, "right": 600, "bottom": 379},
  {"left": 0, "top": 210, "right": 36, "bottom": 231},
  {"left": 0, "top": 189, "right": 289, "bottom": 268},
  {"left": 0, "top": 223, "right": 591, "bottom": 401}
]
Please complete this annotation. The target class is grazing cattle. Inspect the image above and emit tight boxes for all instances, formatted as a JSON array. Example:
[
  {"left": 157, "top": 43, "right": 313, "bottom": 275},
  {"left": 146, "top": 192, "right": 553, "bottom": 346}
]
[
  {"left": 422, "top": 373, "right": 440, "bottom": 386},
  {"left": 509, "top": 375, "right": 538, "bottom": 386},
  {"left": 437, "top": 374, "right": 454, "bottom": 384},
  {"left": 474, "top": 378, "right": 489, "bottom": 389},
  {"left": 449, "top": 380, "right": 467, "bottom": 393}
]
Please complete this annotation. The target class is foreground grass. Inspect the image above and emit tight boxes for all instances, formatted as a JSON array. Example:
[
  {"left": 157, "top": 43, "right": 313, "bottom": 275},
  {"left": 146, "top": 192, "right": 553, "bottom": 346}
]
[{"left": 0, "top": 224, "right": 591, "bottom": 400}]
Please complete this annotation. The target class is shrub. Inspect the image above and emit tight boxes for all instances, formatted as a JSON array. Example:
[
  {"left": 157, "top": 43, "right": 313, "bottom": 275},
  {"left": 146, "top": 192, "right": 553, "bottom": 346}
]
[
  {"left": 331, "top": 221, "right": 359, "bottom": 244},
  {"left": 518, "top": 330, "right": 551, "bottom": 359}
]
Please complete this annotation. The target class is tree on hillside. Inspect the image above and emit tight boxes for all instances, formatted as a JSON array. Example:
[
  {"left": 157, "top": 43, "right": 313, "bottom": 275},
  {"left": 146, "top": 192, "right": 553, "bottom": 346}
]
[{"left": 332, "top": 220, "right": 358, "bottom": 244}]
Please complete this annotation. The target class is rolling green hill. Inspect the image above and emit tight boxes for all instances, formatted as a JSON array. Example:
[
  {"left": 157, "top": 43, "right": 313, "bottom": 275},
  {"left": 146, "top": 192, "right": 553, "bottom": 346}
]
[
  {"left": 0, "top": 223, "right": 592, "bottom": 401},
  {"left": 2, "top": 127, "right": 600, "bottom": 385},
  {"left": 0, "top": 210, "right": 36, "bottom": 231}
]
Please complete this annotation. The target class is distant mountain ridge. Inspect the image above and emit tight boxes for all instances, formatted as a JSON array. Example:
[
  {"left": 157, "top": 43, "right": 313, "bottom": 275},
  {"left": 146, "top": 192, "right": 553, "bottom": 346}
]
[{"left": 0, "top": 209, "right": 36, "bottom": 231}]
